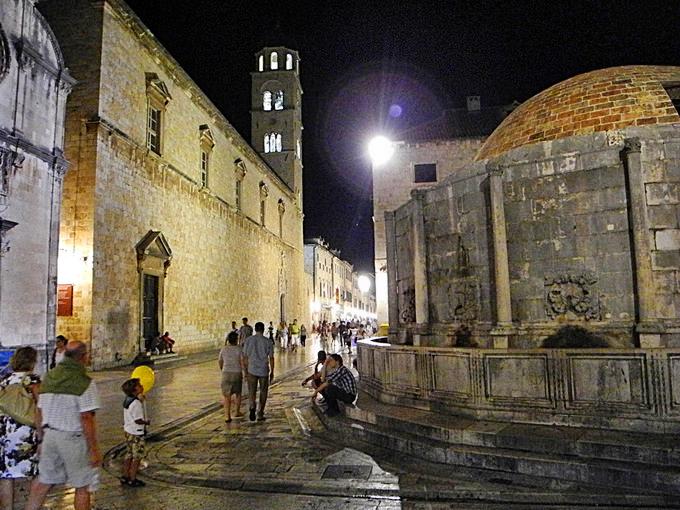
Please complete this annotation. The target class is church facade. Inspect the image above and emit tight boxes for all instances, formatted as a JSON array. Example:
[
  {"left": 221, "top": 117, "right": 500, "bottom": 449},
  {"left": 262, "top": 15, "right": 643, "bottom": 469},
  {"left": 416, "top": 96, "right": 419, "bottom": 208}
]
[
  {"left": 40, "top": 0, "right": 306, "bottom": 368},
  {"left": 0, "top": 0, "right": 72, "bottom": 357}
]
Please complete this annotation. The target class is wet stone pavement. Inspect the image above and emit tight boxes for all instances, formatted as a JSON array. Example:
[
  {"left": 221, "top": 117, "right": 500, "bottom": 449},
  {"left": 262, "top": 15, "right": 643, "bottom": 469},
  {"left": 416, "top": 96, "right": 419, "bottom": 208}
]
[{"left": 20, "top": 337, "right": 679, "bottom": 509}]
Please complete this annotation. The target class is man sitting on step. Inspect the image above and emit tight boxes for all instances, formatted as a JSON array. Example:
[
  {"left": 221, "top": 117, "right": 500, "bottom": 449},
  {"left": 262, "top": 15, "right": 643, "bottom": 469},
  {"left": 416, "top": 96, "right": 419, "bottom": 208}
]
[{"left": 312, "top": 354, "right": 356, "bottom": 417}]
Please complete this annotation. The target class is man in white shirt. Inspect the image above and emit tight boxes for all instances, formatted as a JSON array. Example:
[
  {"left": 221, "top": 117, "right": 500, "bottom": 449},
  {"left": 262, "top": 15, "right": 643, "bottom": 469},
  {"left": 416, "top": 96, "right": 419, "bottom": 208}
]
[{"left": 25, "top": 341, "right": 101, "bottom": 510}]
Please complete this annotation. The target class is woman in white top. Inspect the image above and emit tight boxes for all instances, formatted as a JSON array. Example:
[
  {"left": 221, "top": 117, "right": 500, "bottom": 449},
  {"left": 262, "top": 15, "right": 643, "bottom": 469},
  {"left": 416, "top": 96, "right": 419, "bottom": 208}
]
[{"left": 218, "top": 331, "right": 245, "bottom": 423}]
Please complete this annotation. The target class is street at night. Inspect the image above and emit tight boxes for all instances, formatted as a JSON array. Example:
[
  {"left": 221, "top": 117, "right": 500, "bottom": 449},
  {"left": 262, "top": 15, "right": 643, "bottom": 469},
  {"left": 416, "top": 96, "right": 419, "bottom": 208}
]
[{"left": 4, "top": 0, "right": 680, "bottom": 508}]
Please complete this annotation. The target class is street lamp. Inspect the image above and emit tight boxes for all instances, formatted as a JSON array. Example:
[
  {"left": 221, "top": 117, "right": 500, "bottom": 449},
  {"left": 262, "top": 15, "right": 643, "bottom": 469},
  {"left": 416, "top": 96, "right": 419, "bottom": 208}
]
[
  {"left": 358, "top": 274, "right": 371, "bottom": 294},
  {"left": 368, "top": 136, "right": 394, "bottom": 167}
]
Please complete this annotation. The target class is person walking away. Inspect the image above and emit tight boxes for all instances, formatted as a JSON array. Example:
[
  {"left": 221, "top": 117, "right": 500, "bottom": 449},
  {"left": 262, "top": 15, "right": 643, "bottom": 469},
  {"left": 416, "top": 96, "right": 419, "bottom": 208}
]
[
  {"left": 289, "top": 319, "right": 300, "bottom": 352},
  {"left": 331, "top": 322, "right": 339, "bottom": 349},
  {"left": 120, "top": 378, "right": 150, "bottom": 487},
  {"left": 238, "top": 317, "right": 253, "bottom": 345},
  {"left": 312, "top": 354, "right": 357, "bottom": 417},
  {"left": 300, "top": 324, "right": 307, "bottom": 347},
  {"left": 219, "top": 332, "right": 245, "bottom": 422},
  {"left": 242, "top": 322, "right": 274, "bottom": 421},
  {"left": 25, "top": 341, "right": 101, "bottom": 510},
  {"left": 50, "top": 335, "right": 67, "bottom": 369},
  {"left": 0, "top": 347, "right": 41, "bottom": 510},
  {"left": 277, "top": 321, "right": 288, "bottom": 351},
  {"left": 267, "top": 322, "right": 275, "bottom": 346}
]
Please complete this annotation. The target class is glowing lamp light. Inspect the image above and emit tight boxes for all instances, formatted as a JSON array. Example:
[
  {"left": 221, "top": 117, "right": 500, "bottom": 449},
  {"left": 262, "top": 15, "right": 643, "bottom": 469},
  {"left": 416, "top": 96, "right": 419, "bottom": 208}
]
[
  {"left": 358, "top": 275, "right": 371, "bottom": 294},
  {"left": 368, "top": 136, "right": 394, "bottom": 167}
]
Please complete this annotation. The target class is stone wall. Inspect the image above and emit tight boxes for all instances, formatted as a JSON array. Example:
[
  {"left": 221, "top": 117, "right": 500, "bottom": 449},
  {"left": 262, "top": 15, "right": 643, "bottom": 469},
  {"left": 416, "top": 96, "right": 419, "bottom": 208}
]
[
  {"left": 41, "top": 0, "right": 306, "bottom": 367},
  {"left": 373, "top": 138, "right": 484, "bottom": 324},
  {"left": 388, "top": 126, "right": 680, "bottom": 348},
  {"left": 359, "top": 339, "right": 680, "bottom": 434},
  {"left": 0, "top": 0, "right": 71, "bottom": 356}
]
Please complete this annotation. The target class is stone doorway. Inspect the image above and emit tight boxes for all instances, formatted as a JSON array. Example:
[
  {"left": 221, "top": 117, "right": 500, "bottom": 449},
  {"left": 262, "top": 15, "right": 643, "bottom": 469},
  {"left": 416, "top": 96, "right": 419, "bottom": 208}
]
[{"left": 136, "top": 231, "right": 172, "bottom": 353}]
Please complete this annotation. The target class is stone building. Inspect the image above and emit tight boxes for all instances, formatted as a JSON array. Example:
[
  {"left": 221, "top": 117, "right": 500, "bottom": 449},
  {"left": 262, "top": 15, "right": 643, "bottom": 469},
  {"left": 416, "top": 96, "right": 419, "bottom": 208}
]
[
  {"left": 304, "top": 238, "right": 376, "bottom": 325},
  {"left": 0, "top": 0, "right": 73, "bottom": 357},
  {"left": 39, "top": 0, "right": 305, "bottom": 368},
  {"left": 384, "top": 66, "right": 680, "bottom": 348},
  {"left": 373, "top": 98, "right": 512, "bottom": 324}
]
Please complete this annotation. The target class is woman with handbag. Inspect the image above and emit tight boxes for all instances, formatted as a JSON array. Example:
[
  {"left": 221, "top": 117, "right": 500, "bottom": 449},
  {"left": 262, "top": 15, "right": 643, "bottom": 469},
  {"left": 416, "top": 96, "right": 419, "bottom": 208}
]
[{"left": 0, "top": 347, "right": 40, "bottom": 510}]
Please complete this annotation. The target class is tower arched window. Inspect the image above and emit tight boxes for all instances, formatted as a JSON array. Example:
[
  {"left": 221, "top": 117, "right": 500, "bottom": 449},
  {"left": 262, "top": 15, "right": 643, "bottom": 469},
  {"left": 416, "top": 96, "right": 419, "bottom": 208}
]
[
  {"left": 264, "top": 133, "right": 270, "bottom": 153},
  {"left": 258, "top": 55, "right": 264, "bottom": 72},
  {"left": 274, "top": 90, "right": 283, "bottom": 110},
  {"left": 263, "top": 91, "right": 272, "bottom": 111},
  {"left": 275, "top": 133, "right": 282, "bottom": 152},
  {"left": 270, "top": 52, "right": 278, "bottom": 70},
  {"left": 286, "top": 54, "right": 293, "bottom": 70}
]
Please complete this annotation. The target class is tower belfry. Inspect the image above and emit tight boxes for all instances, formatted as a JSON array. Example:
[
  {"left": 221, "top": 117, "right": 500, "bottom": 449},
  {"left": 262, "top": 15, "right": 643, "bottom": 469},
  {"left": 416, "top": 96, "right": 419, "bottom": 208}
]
[{"left": 251, "top": 47, "right": 303, "bottom": 201}]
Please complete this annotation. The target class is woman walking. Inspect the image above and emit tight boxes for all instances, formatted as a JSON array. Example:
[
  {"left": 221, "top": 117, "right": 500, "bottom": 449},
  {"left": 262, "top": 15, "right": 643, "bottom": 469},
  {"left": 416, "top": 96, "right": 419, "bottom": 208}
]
[
  {"left": 0, "top": 347, "right": 41, "bottom": 510},
  {"left": 218, "top": 332, "right": 245, "bottom": 422}
]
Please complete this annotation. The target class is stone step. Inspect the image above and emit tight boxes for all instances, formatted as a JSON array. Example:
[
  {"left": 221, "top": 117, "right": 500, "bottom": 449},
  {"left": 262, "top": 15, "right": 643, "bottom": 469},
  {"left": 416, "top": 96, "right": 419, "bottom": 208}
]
[
  {"left": 315, "top": 393, "right": 680, "bottom": 495},
  {"left": 321, "top": 410, "right": 680, "bottom": 495},
  {"left": 149, "top": 352, "right": 187, "bottom": 365},
  {"left": 345, "top": 391, "right": 680, "bottom": 468}
]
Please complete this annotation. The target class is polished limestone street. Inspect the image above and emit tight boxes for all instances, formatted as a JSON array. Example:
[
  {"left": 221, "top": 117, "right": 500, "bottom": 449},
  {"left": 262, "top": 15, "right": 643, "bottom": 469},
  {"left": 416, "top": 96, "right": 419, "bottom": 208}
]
[{"left": 22, "top": 338, "right": 679, "bottom": 510}]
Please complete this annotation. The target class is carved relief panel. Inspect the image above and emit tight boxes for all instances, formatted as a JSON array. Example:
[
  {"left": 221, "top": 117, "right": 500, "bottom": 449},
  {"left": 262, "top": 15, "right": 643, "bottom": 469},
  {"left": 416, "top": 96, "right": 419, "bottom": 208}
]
[{"left": 544, "top": 271, "right": 601, "bottom": 321}]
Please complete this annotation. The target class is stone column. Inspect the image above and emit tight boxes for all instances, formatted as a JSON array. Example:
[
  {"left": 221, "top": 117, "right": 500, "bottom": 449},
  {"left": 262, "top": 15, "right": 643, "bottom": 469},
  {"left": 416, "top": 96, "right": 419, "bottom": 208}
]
[
  {"left": 411, "top": 190, "right": 429, "bottom": 346},
  {"left": 621, "top": 138, "right": 662, "bottom": 347},
  {"left": 488, "top": 164, "right": 513, "bottom": 348},
  {"left": 384, "top": 210, "right": 400, "bottom": 343}
]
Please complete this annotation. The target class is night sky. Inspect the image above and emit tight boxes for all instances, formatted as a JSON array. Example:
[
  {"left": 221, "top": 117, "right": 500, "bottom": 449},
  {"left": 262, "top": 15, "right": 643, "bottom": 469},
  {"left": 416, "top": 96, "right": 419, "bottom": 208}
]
[{"left": 124, "top": 0, "right": 680, "bottom": 272}]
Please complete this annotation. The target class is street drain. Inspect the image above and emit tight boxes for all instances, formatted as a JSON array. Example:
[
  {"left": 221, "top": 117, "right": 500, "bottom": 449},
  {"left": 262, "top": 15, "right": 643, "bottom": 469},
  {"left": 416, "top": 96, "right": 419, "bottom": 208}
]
[{"left": 322, "top": 464, "right": 372, "bottom": 480}]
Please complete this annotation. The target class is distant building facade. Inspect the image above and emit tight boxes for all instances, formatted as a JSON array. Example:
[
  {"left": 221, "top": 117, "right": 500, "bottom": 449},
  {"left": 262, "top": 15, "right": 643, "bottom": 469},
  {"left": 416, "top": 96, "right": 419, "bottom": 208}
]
[
  {"left": 385, "top": 66, "right": 680, "bottom": 348},
  {"left": 40, "top": 0, "right": 305, "bottom": 368},
  {"left": 304, "top": 238, "right": 376, "bottom": 325},
  {"left": 373, "top": 98, "right": 514, "bottom": 324},
  {"left": 0, "top": 0, "right": 73, "bottom": 359}
]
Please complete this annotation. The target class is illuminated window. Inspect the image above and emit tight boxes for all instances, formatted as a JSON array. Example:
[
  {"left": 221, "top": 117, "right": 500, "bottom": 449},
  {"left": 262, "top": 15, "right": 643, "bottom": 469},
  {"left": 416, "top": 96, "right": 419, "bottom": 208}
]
[
  {"left": 258, "top": 55, "right": 264, "bottom": 72},
  {"left": 270, "top": 52, "right": 278, "bottom": 70},
  {"left": 275, "top": 133, "right": 282, "bottom": 152},
  {"left": 274, "top": 90, "right": 283, "bottom": 110},
  {"left": 296, "top": 139, "right": 301, "bottom": 159},
  {"left": 286, "top": 54, "right": 293, "bottom": 70},
  {"left": 263, "top": 91, "right": 272, "bottom": 111},
  {"left": 264, "top": 133, "right": 270, "bottom": 153}
]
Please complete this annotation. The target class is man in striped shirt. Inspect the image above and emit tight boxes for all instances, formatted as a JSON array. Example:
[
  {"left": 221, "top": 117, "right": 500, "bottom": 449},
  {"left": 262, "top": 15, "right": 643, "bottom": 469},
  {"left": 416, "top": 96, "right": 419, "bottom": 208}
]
[{"left": 312, "top": 354, "right": 357, "bottom": 417}]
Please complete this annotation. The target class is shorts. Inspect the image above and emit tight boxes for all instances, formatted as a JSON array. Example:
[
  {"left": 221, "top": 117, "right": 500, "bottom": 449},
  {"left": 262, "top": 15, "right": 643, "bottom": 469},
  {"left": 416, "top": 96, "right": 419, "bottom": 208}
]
[
  {"left": 38, "top": 429, "right": 99, "bottom": 490},
  {"left": 221, "top": 371, "right": 243, "bottom": 396},
  {"left": 124, "top": 432, "right": 146, "bottom": 461}
]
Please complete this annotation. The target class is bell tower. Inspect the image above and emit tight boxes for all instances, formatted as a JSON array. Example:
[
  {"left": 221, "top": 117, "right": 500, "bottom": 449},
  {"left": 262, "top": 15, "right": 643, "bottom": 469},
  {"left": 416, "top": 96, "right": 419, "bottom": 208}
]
[{"left": 251, "top": 47, "right": 303, "bottom": 201}]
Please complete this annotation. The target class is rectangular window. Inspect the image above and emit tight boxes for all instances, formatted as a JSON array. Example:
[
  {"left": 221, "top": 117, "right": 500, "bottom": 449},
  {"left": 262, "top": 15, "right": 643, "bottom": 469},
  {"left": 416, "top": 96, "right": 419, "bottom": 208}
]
[
  {"left": 414, "top": 163, "right": 437, "bottom": 183},
  {"left": 200, "top": 150, "right": 209, "bottom": 188},
  {"left": 260, "top": 200, "right": 266, "bottom": 226},
  {"left": 235, "top": 180, "right": 242, "bottom": 210},
  {"left": 147, "top": 106, "right": 161, "bottom": 154}
]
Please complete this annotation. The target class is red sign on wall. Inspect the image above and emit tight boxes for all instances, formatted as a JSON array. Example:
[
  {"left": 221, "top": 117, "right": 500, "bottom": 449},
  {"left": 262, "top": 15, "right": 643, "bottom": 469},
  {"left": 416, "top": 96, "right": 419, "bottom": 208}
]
[{"left": 57, "top": 284, "right": 73, "bottom": 316}]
